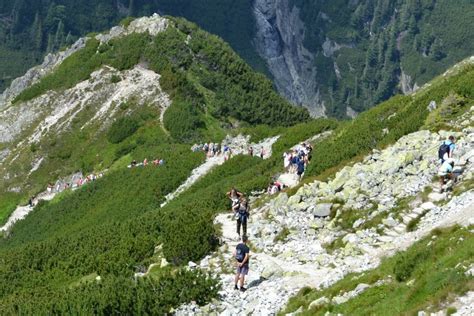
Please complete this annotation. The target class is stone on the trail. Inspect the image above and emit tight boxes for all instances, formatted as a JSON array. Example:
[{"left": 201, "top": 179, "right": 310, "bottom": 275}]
[
  {"left": 352, "top": 218, "right": 366, "bottom": 229},
  {"left": 261, "top": 260, "right": 284, "bottom": 279},
  {"left": 428, "top": 192, "right": 447, "bottom": 202},
  {"left": 354, "top": 283, "right": 370, "bottom": 294},
  {"left": 278, "top": 173, "right": 300, "bottom": 188},
  {"left": 188, "top": 261, "right": 197, "bottom": 269},
  {"left": 420, "top": 202, "right": 436, "bottom": 211},
  {"left": 313, "top": 203, "right": 332, "bottom": 217},
  {"left": 308, "top": 296, "right": 330, "bottom": 309},
  {"left": 382, "top": 217, "right": 398, "bottom": 227}
]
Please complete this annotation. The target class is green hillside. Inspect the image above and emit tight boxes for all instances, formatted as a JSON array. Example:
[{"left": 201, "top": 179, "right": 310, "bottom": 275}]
[
  {"left": 0, "top": 12, "right": 473, "bottom": 314},
  {"left": 2, "top": 1, "right": 474, "bottom": 117}
]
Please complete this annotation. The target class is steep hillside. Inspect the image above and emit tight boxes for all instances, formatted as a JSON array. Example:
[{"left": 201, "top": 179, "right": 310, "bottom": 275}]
[
  {"left": 0, "top": 14, "right": 473, "bottom": 315},
  {"left": 0, "top": 14, "right": 308, "bottom": 225},
  {"left": 175, "top": 59, "right": 474, "bottom": 315},
  {"left": 1, "top": 0, "right": 474, "bottom": 117},
  {"left": 0, "top": 14, "right": 316, "bottom": 313}
]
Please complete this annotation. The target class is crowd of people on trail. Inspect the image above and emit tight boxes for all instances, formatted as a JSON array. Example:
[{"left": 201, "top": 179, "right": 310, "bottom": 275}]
[
  {"left": 192, "top": 142, "right": 233, "bottom": 160},
  {"left": 223, "top": 136, "right": 466, "bottom": 293},
  {"left": 128, "top": 158, "right": 165, "bottom": 168},
  {"left": 283, "top": 143, "right": 313, "bottom": 180},
  {"left": 438, "top": 135, "right": 457, "bottom": 193}
]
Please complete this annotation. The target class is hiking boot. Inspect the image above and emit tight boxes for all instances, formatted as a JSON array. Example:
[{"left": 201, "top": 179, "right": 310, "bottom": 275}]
[
  {"left": 234, "top": 284, "right": 239, "bottom": 290},
  {"left": 240, "top": 287, "right": 247, "bottom": 292}
]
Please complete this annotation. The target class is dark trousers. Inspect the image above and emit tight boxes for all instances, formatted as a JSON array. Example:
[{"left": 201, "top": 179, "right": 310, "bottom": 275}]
[{"left": 237, "top": 216, "right": 247, "bottom": 236}]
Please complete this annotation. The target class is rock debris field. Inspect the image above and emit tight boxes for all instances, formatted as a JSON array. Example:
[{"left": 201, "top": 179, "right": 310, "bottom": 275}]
[{"left": 176, "top": 108, "right": 474, "bottom": 315}]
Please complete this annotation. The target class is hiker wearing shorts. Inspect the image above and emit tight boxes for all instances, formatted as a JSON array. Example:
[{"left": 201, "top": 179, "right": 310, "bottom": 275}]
[{"left": 234, "top": 235, "right": 250, "bottom": 292}]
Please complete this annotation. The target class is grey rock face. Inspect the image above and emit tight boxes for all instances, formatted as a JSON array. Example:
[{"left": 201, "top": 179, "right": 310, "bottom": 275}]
[
  {"left": 313, "top": 203, "right": 332, "bottom": 217},
  {"left": 253, "top": 0, "right": 324, "bottom": 117},
  {"left": 0, "top": 38, "right": 87, "bottom": 108}
]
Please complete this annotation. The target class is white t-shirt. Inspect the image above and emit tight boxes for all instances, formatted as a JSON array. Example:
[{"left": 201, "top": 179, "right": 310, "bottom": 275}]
[{"left": 438, "top": 161, "right": 453, "bottom": 176}]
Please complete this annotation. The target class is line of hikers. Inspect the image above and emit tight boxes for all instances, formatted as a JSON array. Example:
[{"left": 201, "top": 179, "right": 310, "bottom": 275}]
[
  {"left": 226, "top": 187, "right": 250, "bottom": 292},
  {"left": 192, "top": 142, "right": 234, "bottom": 160},
  {"left": 226, "top": 136, "right": 461, "bottom": 292},
  {"left": 283, "top": 142, "right": 313, "bottom": 180},
  {"left": 129, "top": 158, "right": 165, "bottom": 168}
]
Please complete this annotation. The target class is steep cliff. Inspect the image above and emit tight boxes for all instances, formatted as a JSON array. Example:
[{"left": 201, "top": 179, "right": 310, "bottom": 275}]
[{"left": 252, "top": 0, "right": 474, "bottom": 117}]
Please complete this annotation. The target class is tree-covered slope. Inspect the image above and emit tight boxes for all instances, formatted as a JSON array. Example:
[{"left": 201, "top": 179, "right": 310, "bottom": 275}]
[
  {"left": 0, "top": 12, "right": 473, "bottom": 315},
  {"left": 0, "top": 15, "right": 308, "bottom": 221},
  {"left": 1, "top": 0, "right": 474, "bottom": 118},
  {"left": 0, "top": 15, "right": 312, "bottom": 313}
]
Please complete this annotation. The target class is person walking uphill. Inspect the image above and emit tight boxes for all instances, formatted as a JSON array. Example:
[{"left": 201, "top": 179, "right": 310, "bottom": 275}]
[
  {"left": 439, "top": 135, "right": 456, "bottom": 163},
  {"left": 234, "top": 235, "right": 250, "bottom": 292}
]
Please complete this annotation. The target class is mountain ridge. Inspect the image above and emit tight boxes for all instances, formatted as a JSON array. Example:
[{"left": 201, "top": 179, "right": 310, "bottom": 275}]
[{"left": 0, "top": 13, "right": 473, "bottom": 315}]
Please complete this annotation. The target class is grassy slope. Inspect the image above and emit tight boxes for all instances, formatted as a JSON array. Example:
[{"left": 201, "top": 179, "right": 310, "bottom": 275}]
[{"left": 304, "top": 62, "right": 474, "bottom": 181}]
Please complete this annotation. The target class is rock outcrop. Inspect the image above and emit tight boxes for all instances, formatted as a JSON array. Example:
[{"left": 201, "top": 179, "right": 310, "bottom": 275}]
[{"left": 253, "top": 0, "right": 324, "bottom": 117}]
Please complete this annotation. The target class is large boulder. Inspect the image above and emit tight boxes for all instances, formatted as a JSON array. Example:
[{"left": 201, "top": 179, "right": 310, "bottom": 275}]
[
  {"left": 312, "top": 203, "right": 332, "bottom": 217},
  {"left": 260, "top": 260, "right": 284, "bottom": 279}
]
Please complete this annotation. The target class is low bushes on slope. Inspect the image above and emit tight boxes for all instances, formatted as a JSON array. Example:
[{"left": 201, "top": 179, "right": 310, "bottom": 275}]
[
  {"left": 306, "top": 63, "right": 474, "bottom": 178},
  {"left": 13, "top": 17, "right": 310, "bottom": 142},
  {"left": 281, "top": 225, "right": 474, "bottom": 315}
]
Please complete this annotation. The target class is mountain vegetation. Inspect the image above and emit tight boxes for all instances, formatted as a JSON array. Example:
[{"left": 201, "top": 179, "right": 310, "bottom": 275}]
[
  {"left": 291, "top": 0, "right": 474, "bottom": 116},
  {"left": 1, "top": 1, "right": 473, "bottom": 117},
  {"left": 0, "top": 11, "right": 473, "bottom": 314}
]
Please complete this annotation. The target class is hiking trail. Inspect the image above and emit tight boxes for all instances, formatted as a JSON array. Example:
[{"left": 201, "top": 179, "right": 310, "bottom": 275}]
[{"left": 176, "top": 109, "right": 474, "bottom": 315}]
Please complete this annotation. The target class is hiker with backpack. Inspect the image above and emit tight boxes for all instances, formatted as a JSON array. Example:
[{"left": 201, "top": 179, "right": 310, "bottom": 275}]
[
  {"left": 438, "top": 158, "right": 455, "bottom": 192},
  {"left": 438, "top": 136, "right": 456, "bottom": 163},
  {"left": 233, "top": 235, "right": 250, "bottom": 292},
  {"left": 235, "top": 197, "right": 249, "bottom": 238}
]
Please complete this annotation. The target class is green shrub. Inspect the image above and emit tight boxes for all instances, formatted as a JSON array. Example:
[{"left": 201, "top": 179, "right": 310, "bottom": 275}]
[
  {"left": 107, "top": 117, "right": 140, "bottom": 144},
  {"left": 163, "top": 99, "right": 204, "bottom": 142},
  {"left": 393, "top": 248, "right": 430, "bottom": 282}
]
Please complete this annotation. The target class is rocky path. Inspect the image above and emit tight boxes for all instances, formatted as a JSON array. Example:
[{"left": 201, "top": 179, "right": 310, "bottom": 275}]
[
  {"left": 0, "top": 191, "right": 56, "bottom": 233},
  {"left": 176, "top": 112, "right": 474, "bottom": 315},
  {"left": 161, "top": 135, "right": 280, "bottom": 207}
]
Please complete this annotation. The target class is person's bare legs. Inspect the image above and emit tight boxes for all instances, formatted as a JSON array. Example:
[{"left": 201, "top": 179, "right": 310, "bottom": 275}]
[
  {"left": 239, "top": 274, "right": 245, "bottom": 288},
  {"left": 234, "top": 272, "right": 240, "bottom": 288}
]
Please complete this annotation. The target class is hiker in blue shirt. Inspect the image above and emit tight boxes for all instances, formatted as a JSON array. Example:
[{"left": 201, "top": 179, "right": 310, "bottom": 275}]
[{"left": 438, "top": 136, "right": 456, "bottom": 163}]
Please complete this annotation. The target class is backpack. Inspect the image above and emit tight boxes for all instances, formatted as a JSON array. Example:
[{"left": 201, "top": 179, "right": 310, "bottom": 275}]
[
  {"left": 438, "top": 143, "right": 450, "bottom": 160},
  {"left": 235, "top": 246, "right": 245, "bottom": 262}
]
